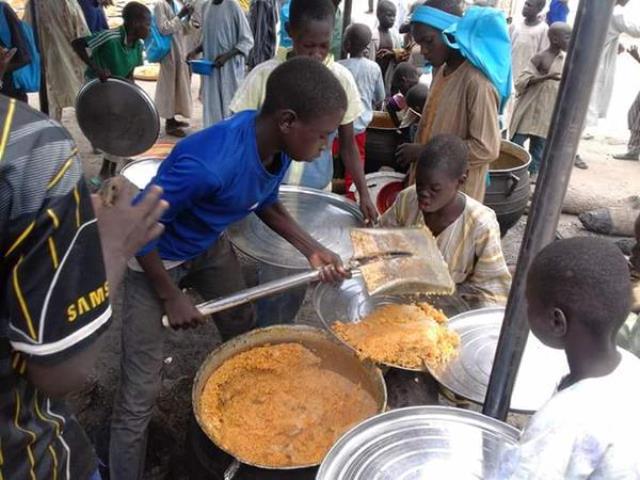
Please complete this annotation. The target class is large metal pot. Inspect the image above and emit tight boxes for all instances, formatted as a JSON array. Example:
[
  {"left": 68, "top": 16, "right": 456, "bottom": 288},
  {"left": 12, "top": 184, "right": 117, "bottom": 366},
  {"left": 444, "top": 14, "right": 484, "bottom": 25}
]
[
  {"left": 485, "top": 141, "right": 532, "bottom": 236},
  {"left": 192, "top": 325, "right": 387, "bottom": 472},
  {"left": 364, "top": 112, "right": 409, "bottom": 173}
]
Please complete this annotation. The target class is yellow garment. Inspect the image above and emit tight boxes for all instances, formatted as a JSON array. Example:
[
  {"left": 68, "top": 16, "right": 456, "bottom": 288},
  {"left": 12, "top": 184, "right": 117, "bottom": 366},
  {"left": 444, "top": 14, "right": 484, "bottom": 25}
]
[
  {"left": 413, "top": 62, "right": 501, "bottom": 202},
  {"left": 380, "top": 186, "right": 511, "bottom": 307},
  {"left": 229, "top": 49, "right": 363, "bottom": 186},
  {"left": 237, "top": 0, "right": 250, "bottom": 12}
]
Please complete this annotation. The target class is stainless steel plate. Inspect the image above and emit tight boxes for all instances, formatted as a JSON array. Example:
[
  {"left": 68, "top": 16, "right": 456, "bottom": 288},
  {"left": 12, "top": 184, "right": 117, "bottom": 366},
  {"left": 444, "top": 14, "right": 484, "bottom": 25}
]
[
  {"left": 227, "top": 186, "right": 364, "bottom": 269},
  {"left": 317, "top": 406, "right": 519, "bottom": 480},
  {"left": 76, "top": 78, "right": 160, "bottom": 157},
  {"left": 312, "top": 274, "right": 468, "bottom": 371},
  {"left": 120, "top": 157, "right": 163, "bottom": 189},
  {"left": 430, "top": 307, "right": 568, "bottom": 413}
]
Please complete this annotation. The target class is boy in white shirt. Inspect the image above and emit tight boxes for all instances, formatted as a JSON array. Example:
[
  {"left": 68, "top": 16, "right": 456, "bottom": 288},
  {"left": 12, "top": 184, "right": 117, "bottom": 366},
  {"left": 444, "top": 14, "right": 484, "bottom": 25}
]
[{"left": 499, "top": 237, "right": 640, "bottom": 479}]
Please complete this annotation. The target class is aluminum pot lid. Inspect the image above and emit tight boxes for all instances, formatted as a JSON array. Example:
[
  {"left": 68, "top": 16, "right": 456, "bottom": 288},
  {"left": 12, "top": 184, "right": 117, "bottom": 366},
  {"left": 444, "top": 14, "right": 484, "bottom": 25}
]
[
  {"left": 120, "top": 157, "right": 163, "bottom": 189},
  {"left": 227, "top": 186, "right": 364, "bottom": 269},
  {"left": 76, "top": 78, "right": 160, "bottom": 157},
  {"left": 317, "top": 405, "right": 519, "bottom": 480},
  {"left": 429, "top": 307, "right": 568, "bottom": 413}
]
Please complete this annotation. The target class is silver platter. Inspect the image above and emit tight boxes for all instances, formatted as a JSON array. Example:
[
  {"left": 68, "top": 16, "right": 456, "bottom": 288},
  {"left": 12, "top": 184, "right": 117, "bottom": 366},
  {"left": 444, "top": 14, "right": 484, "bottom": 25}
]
[
  {"left": 317, "top": 405, "right": 519, "bottom": 480},
  {"left": 431, "top": 307, "right": 568, "bottom": 413},
  {"left": 120, "top": 157, "right": 163, "bottom": 189},
  {"left": 227, "top": 186, "right": 364, "bottom": 269},
  {"left": 76, "top": 78, "right": 160, "bottom": 157},
  {"left": 312, "top": 274, "right": 468, "bottom": 371}
]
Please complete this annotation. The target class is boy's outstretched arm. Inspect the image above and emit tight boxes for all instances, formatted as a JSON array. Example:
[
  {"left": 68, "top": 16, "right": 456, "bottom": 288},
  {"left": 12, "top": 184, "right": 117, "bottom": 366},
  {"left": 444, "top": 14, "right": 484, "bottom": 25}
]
[
  {"left": 338, "top": 122, "right": 378, "bottom": 224},
  {"left": 71, "top": 37, "right": 110, "bottom": 81}
]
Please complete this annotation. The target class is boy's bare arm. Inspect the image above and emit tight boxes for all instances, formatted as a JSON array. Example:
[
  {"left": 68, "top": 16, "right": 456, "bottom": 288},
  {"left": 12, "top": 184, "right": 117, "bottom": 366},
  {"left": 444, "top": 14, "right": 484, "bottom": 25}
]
[{"left": 71, "top": 37, "right": 111, "bottom": 81}]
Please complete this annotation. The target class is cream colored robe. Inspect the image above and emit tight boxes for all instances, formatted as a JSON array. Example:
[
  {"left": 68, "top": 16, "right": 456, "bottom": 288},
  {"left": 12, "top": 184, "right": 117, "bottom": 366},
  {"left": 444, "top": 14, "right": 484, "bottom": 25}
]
[
  {"left": 414, "top": 61, "right": 501, "bottom": 202},
  {"left": 24, "top": 0, "right": 90, "bottom": 120},
  {"left": 154, "top": 1, "right": 196, "bottom": 119}
]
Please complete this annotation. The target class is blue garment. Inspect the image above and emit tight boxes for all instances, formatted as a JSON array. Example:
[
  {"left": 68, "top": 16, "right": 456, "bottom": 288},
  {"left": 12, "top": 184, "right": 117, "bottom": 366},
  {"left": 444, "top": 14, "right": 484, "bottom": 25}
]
[
  {"left": 283, "top": 131, "right": 336, "bottom": 189},
  {"left": 139, "top": 110, "right": 291, "bottom": 261},
  {"left": 78, "top": 0, "right": 109, "bottom": 33},
  {"left": 279, "top": 0, "right": 292, "bottom": 48},
  {"left": 411, "top": 5, "right": 460, "bottom": 31},
  {"left": 442, "top": 7, "right": 512, "bottom": 113},
  {"left": 512, "top": 133, "right": 546, "bottom": 174},
  {"left": 546, "top": 0, "right": 569, "bottom": 25}
]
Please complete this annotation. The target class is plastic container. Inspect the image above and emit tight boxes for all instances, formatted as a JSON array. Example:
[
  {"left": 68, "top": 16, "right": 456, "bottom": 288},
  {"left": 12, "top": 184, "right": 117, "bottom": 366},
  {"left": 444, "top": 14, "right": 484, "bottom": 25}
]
[{"left": 189, "top": 59, "right": 214, "bottom": 76}]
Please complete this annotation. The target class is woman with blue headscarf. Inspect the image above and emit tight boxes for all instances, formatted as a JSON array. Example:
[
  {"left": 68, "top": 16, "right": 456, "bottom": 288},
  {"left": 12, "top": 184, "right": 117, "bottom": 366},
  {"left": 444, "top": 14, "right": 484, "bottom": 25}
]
[{"left": 396, "top": 0, "right": 510, "bottom": 202}]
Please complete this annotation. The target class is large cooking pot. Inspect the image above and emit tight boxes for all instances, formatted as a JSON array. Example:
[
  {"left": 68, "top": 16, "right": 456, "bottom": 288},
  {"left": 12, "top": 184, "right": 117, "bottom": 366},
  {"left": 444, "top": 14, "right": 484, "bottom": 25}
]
[
  {"left": 485, "top": 141, "right": 531, "bottom": 236},
  {"left": 192, "top": 325, "right": 387, "bottom": 474},
  {"left": 364, "top": 112, "right": 409, "bottom": 173}
]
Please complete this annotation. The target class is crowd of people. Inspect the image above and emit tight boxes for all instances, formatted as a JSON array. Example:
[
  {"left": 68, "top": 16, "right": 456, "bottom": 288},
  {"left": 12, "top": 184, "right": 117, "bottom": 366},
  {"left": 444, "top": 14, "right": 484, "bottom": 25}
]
[{"left": 1, "top": 0, "right": 640, "bottom": 479}]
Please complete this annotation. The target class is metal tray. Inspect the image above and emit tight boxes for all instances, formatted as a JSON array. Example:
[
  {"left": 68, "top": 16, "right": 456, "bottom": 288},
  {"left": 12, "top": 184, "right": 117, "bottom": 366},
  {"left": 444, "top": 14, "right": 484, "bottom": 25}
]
[
  {"left": 429, "top": 307, "right": 568, "bottom": 413},
  {"left": 317, "top": 406, "right": 519, "bottom": 480},
  {"left": 312, "top": 274, "right": 468, "bottom": 371},
  {"left": 76, "top": 77, "right": 160, "bottom": 157},
  {"left": 227, "top": 186, "right": 364, "bottom": 269},
  {"left": 120, "top": 157, "right": 163, "bottom": 189}
]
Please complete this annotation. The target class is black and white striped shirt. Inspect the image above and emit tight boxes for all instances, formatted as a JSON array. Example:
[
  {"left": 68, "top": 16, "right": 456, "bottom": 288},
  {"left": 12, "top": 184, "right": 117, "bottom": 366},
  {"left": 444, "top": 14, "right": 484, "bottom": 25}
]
[{"left": 0, "top": 95, "right": 111, "bottom": 480}]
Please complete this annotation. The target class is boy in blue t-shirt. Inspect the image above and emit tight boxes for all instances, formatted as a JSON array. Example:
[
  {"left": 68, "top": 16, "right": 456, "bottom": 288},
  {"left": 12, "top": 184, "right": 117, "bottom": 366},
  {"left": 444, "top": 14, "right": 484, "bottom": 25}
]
[{"left": 108, "top": 57, "right": 351, "bottom": 479}]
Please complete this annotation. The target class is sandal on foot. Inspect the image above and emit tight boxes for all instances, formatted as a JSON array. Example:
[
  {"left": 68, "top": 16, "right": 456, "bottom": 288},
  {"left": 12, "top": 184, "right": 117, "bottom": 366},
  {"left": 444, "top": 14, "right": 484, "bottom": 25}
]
[
  {"left": 613, "top": 151, "right": 640, "bottom": 161},
  {"left": 165, "top": 126, "right": 186, "bottom": 138},
  {"left": 574, "top": 155, "right": 588, "bottom": 169}
]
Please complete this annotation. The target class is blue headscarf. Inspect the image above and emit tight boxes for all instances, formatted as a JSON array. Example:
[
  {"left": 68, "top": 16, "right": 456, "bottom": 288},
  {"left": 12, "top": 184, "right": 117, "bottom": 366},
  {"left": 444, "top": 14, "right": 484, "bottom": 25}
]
[{"left": 411, "top": 5, "right": 512, "bottom": 113}]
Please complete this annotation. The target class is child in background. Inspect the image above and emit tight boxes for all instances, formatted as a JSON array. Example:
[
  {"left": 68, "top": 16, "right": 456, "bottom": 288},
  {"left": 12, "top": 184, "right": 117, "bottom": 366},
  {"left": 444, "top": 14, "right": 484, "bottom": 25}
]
[
  {"left": 613, "top": 45, "right": 640, "bottom": 161},
  {"left": 373, "top": 0, "right": 405, "bottom": 92},
  {"left": 510, "top": 22, "right": 572, "bottom": 176},
  {"left": 381, "top": 134, "right": 511, "bottom": 308},
  {"left": 385, "top": 61, "right": 419, "bottom": 127},
  {"left": 400, "top": 82, "right": 429, "bottom": 141},
  {"left": 509, "top": 0, "right": 549, "bottom": 85},
  {"left": 499, "top": 237, "right": 640, "bottom": 478},
  {"left": 72, "top": 1, "right": 151, "bottom": 184},
  {"left": 337, "top": 23, "right": 386, "bottom": 192}
]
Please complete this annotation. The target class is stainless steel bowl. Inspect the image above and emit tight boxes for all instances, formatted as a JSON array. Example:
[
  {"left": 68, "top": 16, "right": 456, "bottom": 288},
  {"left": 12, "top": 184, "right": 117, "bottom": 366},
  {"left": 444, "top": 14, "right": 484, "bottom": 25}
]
[
  {"left": 430, "top": 307, "right": 568, "bottom": 413},
  {"left": 192, "top": 325, "right": 387, "bottom": 470},
  {"left": 76, "top": 78, "right": 160, "bottom": 157},
  {"left": 317, "top": 405, "right": 520, "bottom": 480},
  {"left": 228, "top": 186, "right": 364, "bottom": 269},
  {"left": 312, "top": 273, "right": 468, "bottom": 371},
  {"left": 120, "top": 157, "right": 163, "bottom": 189}
]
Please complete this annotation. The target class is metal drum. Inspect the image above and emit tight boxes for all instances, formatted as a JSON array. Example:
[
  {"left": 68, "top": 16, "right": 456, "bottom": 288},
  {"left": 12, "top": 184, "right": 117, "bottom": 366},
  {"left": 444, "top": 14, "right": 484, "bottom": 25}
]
[
  {"left": 317, "top": 406, "right": 520, "bottom": 480},
  {"left": 228, "top": 186, "right": 364, "bottom": 269},
  {"left": 120, "top": 157, "right": 163, "bottom": 189},
  {"left": 192, "top": 325, "right": 387, "bottom": 473},
  {"left": 312, "top": 273, "right": 468, "bottom": 371},
  {"left": 429, "top": 307, "right": 568, "bottom": 413},
  {"left": 484, "top": 141, "right": 532, "bottom": 236},
  {"left": 76, "top": 78, "right": 160, "bottom": 157}
]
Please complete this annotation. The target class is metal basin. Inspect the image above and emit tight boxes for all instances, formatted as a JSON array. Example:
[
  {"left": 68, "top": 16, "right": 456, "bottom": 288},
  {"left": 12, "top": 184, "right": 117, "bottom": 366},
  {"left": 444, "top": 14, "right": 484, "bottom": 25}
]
[
  {"left": 312, "top": 273, "right": 468, "bottom": 371},
  {"left": 120, "top": 157, "right": 163, "bottom": 189},
  {"left": 76, "top": 78, "right": 160, "bottom": 157},
  {"left": 192, "top": 325, "right": 387, "bottom": 470},
  {"left": 228, "top": 186, "right": 364, "bottom": 269},
  {"left": 317, "top": 405, "right": 519, "bottom": 480}
]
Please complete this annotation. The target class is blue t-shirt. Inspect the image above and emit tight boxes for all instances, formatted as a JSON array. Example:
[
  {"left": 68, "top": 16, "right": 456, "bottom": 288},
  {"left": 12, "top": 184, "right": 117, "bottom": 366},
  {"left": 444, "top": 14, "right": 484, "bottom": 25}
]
[{"left": 139, "top": 110, "right": 291, "bottom": 261}]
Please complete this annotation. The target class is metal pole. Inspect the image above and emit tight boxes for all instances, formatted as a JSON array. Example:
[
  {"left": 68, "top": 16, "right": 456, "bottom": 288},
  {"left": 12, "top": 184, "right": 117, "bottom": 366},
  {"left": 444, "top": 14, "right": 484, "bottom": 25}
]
[
  {"left": 482, "top": 0, "right": 616, "bottom": 420},
  {"left": 341, "top": 0, "right": 352, "bottom": 59},
  {"left": 29, "top": 0, "right": 48, "bottom": 114}
]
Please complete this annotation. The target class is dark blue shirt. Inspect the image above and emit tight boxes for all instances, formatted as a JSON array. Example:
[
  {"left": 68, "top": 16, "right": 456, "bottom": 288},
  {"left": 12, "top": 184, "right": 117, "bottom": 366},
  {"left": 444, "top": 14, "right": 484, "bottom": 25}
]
[
  {"left": 78, "top": 0, "right": 109, "bottom": 33},
  {"left": 139, "top": 110, "right": 291, "bottom": 261},
  {"left": 546, "top": 0, "right": 569, "bottom": 25}
]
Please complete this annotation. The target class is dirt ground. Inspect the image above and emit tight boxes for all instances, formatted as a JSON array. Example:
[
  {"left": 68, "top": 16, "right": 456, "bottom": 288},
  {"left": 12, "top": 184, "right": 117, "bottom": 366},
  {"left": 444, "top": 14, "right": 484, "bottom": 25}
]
[{"left": 23, "top": 2, "right": 640, "bottom": 478}]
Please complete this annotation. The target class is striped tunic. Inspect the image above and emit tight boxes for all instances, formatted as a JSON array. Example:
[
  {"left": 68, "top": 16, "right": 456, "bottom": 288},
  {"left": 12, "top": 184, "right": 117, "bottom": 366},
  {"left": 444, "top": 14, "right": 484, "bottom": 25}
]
[
  {"left": 0, "top": 95, "right": 111, "bottom": 480},
  {"left": 380, "top": 186, "right": 512, "bottom": 307}
]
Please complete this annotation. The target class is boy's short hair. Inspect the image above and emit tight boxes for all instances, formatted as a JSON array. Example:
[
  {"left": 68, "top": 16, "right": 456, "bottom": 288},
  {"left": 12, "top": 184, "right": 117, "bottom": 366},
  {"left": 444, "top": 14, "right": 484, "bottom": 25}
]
[
  {"left": 392, "top": 62, "right": 419, "bottom": 82},
  {"left": 422, "top": 0, "right": 464, "bottom": 17},
  {"left": 528, "top": 237, "right": 632, "bottom": 336},
  {"left": 377, "top": 0, "right": 397, "bottom": 14},
  {"left": 406, "top": 83, "right": 429, "bottom": 113},
  {"left": 344, "top": 23, "right": 372, "bottom": 55},
  {"left": 261, "top": 57, "right": 347, "bottom": 122},
  {"left": 122, "top": 1, "right": 150, "bottom": 23},
  {"left": 416, "top": 134, "right": 469, "bottom": 180},
  {"left": 289, "top": 0, "right": 336, "bottom": 32}
]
